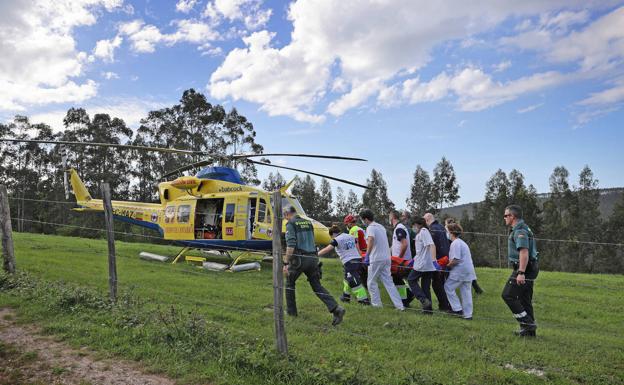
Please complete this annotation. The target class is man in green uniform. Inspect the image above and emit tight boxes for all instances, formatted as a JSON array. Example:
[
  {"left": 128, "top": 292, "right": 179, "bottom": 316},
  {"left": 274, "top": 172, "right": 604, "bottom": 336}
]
[
  {"left": 283, "top": 206, "right": 345, "bottom": 326},
  {"left": 502, "top": 205, "right": 539, "bottom": 337}
]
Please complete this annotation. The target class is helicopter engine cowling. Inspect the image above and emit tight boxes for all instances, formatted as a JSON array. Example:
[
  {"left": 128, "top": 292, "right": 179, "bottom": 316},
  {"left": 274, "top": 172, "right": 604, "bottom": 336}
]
[{"left": 171, "top": 176, "right": 201, "bottom": 190}]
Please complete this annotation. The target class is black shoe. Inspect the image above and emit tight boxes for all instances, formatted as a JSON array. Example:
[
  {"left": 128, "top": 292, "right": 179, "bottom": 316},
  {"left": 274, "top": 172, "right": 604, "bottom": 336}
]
[
  {"left": 358, "top": 299, "right": 371, "bottom": 306},
  {"left": 463, "top": 317, "right": 473, "bottom": 320},
  {"left": 474, "top": 288, "right": 484, "bottom": 295},
  {"left": 419, "top": 298, "right": 432, "bottom": 310},
  {"left": 332, "top": 306, "right": 346, "bottom": 326},
  {"left": 402, "top": 299, "right": 411, "bottom": 308},
  {"left": 514, "top": 323, "right": 537, "bottom": 337},
  {"left": 447, "top": 310, "right": 463, "bottom": 316},
  {"left": 514, "top": 329, "right": 536, "bottom": 337},
  {"left": 339, "top": 294, "right": 351, "bottom": 303}
]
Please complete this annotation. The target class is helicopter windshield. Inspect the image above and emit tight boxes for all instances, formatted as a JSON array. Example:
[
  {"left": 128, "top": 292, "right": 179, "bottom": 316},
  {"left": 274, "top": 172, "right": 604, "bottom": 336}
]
[{"left": 282, "top": 196, "right": 306, "bottom": 216}]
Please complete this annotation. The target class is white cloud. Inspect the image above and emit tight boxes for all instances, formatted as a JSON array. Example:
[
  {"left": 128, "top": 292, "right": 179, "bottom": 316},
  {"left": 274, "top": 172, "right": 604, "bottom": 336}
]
[
  {"left": 380, "top": 67, "right": 567, "bottom": 111},
  {"left": 493, "top": 60, "right": 512, "bottom": 72},
  {"left": 209, "top": 31, "right": 327, "bottom": 123},
  {"left": 574, "top": 105, "right": 621, "bottom": 127},
  {"left": 0, "top": 0, "right": 123, "bottom": 111},
  {"left": 517, "top": 103, "right": 544, "bottom": 114},
  {"left": 502, "top": 6, "right": 624, "bottom": 72},
  {"left": 119, "top": 19, "right": 219, "bottom": 54},
  {"left": 203, "top": 0, "right": 272, "bottom": 30},
  {"left": 327, "top": 79, "right": 383, "bottom": 116},
  {"left": 210, "top": 0, "right": 614, "bottom": 121},
  {"left": 176, "top": 0, "right": 198, "bottom": 13},
  {"left": 102, "top": 71, "right": 119, "bottom": 80},
  {"left": 93, "top": 35, "right": 123, "bottom": 62},
  {"left": 30, "top": 97, "right": 170, "bottom": 132},
  {"left": 578, "top": 78, "right": 624, "bottom": 106}
]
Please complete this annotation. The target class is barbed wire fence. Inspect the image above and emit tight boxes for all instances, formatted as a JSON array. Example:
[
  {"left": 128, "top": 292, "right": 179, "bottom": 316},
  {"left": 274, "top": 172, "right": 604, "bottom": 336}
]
[{"left": 1, "top": 186, "right": 624, "bottom": 358}]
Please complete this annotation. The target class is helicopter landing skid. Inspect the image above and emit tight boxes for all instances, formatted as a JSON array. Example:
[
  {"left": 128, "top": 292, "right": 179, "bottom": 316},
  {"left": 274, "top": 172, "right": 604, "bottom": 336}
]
[{"left": 170, "top": 247, "right": 261, "bottom": 270}]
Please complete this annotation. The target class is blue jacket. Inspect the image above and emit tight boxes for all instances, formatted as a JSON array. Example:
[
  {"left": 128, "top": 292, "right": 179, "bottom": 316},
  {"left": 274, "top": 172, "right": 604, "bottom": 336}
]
[{"left": 429, "top": 221, "right": 450, "bottom": 259}]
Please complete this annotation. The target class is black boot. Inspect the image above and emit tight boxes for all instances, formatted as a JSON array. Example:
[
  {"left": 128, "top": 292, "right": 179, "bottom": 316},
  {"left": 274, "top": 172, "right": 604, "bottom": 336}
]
[
  {"left": 332, "top": 306, "right": 346, "bottom": 326},
  {"left": 513, "top": 316, "right": 537, "bottom": 337},
  {"left": 339, "top": 293, "right": 351, "bottom": 303},
  {"left": 472, "top": 280, "right": 484, "bottom": 295}
]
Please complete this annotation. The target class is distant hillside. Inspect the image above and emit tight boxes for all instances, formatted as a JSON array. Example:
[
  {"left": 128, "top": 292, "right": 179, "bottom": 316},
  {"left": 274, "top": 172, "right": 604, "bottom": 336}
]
[{"left": 440, "top": 187, "right": 624, "bottom": 220}]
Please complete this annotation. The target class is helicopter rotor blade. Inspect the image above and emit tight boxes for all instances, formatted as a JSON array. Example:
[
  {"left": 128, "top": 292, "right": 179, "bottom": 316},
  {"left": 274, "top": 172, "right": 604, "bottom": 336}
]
[
  {"left": 232, "top": 153, "right": 367, "bottom": 162},
  {"left": 161, "top": 159, "right": 215, "bottom": 180},
  {"left": 246, "top": 159, "right": 369, "bottom": 189},
  {"left": 0, "top": 138, "right": 203, "bottom": 156}
]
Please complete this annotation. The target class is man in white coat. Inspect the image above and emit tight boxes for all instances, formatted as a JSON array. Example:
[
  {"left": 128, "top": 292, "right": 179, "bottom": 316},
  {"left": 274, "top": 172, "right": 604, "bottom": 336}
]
[{"left": 359, "top": 209, "right": 405, "bottom": 310}]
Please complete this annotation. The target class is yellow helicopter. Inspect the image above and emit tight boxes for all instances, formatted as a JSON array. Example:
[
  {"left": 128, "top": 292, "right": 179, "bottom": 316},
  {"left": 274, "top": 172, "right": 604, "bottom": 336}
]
[{"left": 2, "top": 138, "right": 367, "bottom": 267}]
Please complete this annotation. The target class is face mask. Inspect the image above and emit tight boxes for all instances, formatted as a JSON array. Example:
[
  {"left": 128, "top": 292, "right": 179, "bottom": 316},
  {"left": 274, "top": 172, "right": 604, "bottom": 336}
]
[{"left": 446, "top": 231, "right": 451, "bottom": 240}]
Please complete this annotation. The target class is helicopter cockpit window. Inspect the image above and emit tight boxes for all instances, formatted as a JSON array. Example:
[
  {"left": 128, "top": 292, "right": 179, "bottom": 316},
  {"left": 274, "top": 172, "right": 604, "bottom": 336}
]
[
  {"left": 225, "top": 203, "right": 235, "bottom": 223},
  {"left": 281, "top": 196, "right": 306, "bottom": 216},
  {"left": 177, "top": 205, "right": 191, "bottom": 223},
  {"left": 164, "top": 206, "right": 176, "bottom": 224},
  {"left": 258, "top": 198, "right": 267, "bottom": 222}
]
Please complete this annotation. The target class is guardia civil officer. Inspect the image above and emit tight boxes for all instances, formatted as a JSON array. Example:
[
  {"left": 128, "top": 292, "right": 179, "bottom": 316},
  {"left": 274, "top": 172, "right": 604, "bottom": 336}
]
[
  {"left": 502, "top": 205, "right": 539, "bottom": 337},
  {"left": 283, "top": 206, "right": 346, "bottom": 326}
]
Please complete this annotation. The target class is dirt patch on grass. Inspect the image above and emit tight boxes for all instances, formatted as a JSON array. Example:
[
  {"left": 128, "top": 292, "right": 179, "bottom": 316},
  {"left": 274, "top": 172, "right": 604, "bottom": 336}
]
[{"left": 0, "top": 307, "right": 176, "bottom": 385}]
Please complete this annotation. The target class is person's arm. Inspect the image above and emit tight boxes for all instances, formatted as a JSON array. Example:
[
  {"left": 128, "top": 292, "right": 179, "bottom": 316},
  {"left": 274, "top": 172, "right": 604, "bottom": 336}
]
[
  {"left": 395, "top": 228, "right": 408, "bottom": 259},
  {"left": 516, "top": 249, "right": 529, "bottom": 284},
  {"left": 429, "top": 244, "right": 437, "bottom": 262},
  {"left": 285, "top": 247, "right": 294, "bottom": 265},
  {"left": 284, "top": 222, "right": 296, "bottom": 265},
  {"left": 317, "top": 244, "right": 334, "bottom": 257},
  {"left": 514, "top": 229, "right": 530, "bottom": 285},
  {"left": 365, "top": 235, "right": 374, "bottom": 263},
  {"left": 398, "top": 238, "right": 408, "bottom": 259}
]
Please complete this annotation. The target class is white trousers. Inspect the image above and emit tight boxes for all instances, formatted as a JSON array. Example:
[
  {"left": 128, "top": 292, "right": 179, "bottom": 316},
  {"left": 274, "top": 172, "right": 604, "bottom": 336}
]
[
  {"left": 444, "top": 278, "right": 473, "bottom": 318},
  {"left": 367, "top": 259, "right": 405, "bottom": 310}
]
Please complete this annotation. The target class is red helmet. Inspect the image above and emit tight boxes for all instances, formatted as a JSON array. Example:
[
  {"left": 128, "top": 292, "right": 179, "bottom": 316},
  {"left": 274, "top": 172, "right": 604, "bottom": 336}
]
[{"left": 343, "top": 214, "right": 356, "bottom": 224}]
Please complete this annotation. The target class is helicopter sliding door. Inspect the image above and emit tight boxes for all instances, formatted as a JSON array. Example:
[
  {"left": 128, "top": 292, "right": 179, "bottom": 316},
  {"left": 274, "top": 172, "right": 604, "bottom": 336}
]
[
  {"left": 222, "top": 196, "right": 248, "bottom": 241},
  {"left": 251, "top": 194, "right": 272, "bottom": 240}
]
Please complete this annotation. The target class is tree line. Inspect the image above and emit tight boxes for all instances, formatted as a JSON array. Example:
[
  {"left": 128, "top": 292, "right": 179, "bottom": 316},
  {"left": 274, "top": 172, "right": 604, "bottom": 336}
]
[{"left": 1, "top": 88, "right": 622, "bottom": 274}]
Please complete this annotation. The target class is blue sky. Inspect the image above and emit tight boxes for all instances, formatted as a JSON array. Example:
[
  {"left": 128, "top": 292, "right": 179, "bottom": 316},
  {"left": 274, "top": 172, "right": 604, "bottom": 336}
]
[{"left": 1, "top": 0, "right": 623, "bottom": 206}]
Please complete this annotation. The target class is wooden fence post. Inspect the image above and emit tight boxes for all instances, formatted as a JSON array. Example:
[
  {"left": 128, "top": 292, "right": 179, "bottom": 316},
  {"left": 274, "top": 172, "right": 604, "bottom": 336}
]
[
  {"left": 271, "top": 190, "right": 288, "bottom": 355},
  {"left": 101, "top": 184, "right": 117, "bottom": 302},
  {"left": 0, "top": 185, "right": 16, "bottom": 274}
]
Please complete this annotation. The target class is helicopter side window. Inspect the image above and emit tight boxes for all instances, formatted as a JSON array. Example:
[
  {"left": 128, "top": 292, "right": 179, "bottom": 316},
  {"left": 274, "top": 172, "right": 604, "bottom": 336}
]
[
  {"left": 225, "top": 203, "right": 235, "bottom": 223},
  {"left": 177, "top": 205, "right": 191, "bottom": 223},
  {"left": 164, "top": 206, "right": 176, "bottom": 224},
  {"left": 258, "top": 198, "right": 267, "bottom": 222}
]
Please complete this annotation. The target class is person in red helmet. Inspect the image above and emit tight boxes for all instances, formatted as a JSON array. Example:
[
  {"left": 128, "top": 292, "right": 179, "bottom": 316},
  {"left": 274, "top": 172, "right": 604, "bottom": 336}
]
[
  {"left": 344, "top": 214, "right": 367, "bottom": 254},
  {"left": 342, "top": 214, "right": 368, "bottom": 302}
]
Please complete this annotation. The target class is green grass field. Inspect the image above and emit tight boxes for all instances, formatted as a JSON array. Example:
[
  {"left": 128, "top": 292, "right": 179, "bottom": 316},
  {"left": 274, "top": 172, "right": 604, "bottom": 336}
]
[{"left": 1, "top": 233, "right": 623, "bottom": 385}]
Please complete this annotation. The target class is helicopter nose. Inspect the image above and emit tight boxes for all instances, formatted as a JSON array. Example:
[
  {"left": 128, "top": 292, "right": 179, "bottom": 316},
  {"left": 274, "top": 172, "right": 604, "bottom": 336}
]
[{"left": 313, "top": 222, "right": 331, "bottom": 246}]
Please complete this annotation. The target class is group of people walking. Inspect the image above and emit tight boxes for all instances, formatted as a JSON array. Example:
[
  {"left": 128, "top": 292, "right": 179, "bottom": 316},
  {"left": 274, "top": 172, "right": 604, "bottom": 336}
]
[{"left": 283, "top": 204, "right": 539, "bottom": 337}]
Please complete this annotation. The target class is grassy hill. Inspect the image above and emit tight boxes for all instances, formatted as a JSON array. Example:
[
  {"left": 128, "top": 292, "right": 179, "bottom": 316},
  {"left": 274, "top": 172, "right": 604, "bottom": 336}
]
[
  {"left": 1, "top": 233, "right": 623, "bottom": 385},
  {"left": 441, "top": 187, "right": 624, "bottom": 220}
]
